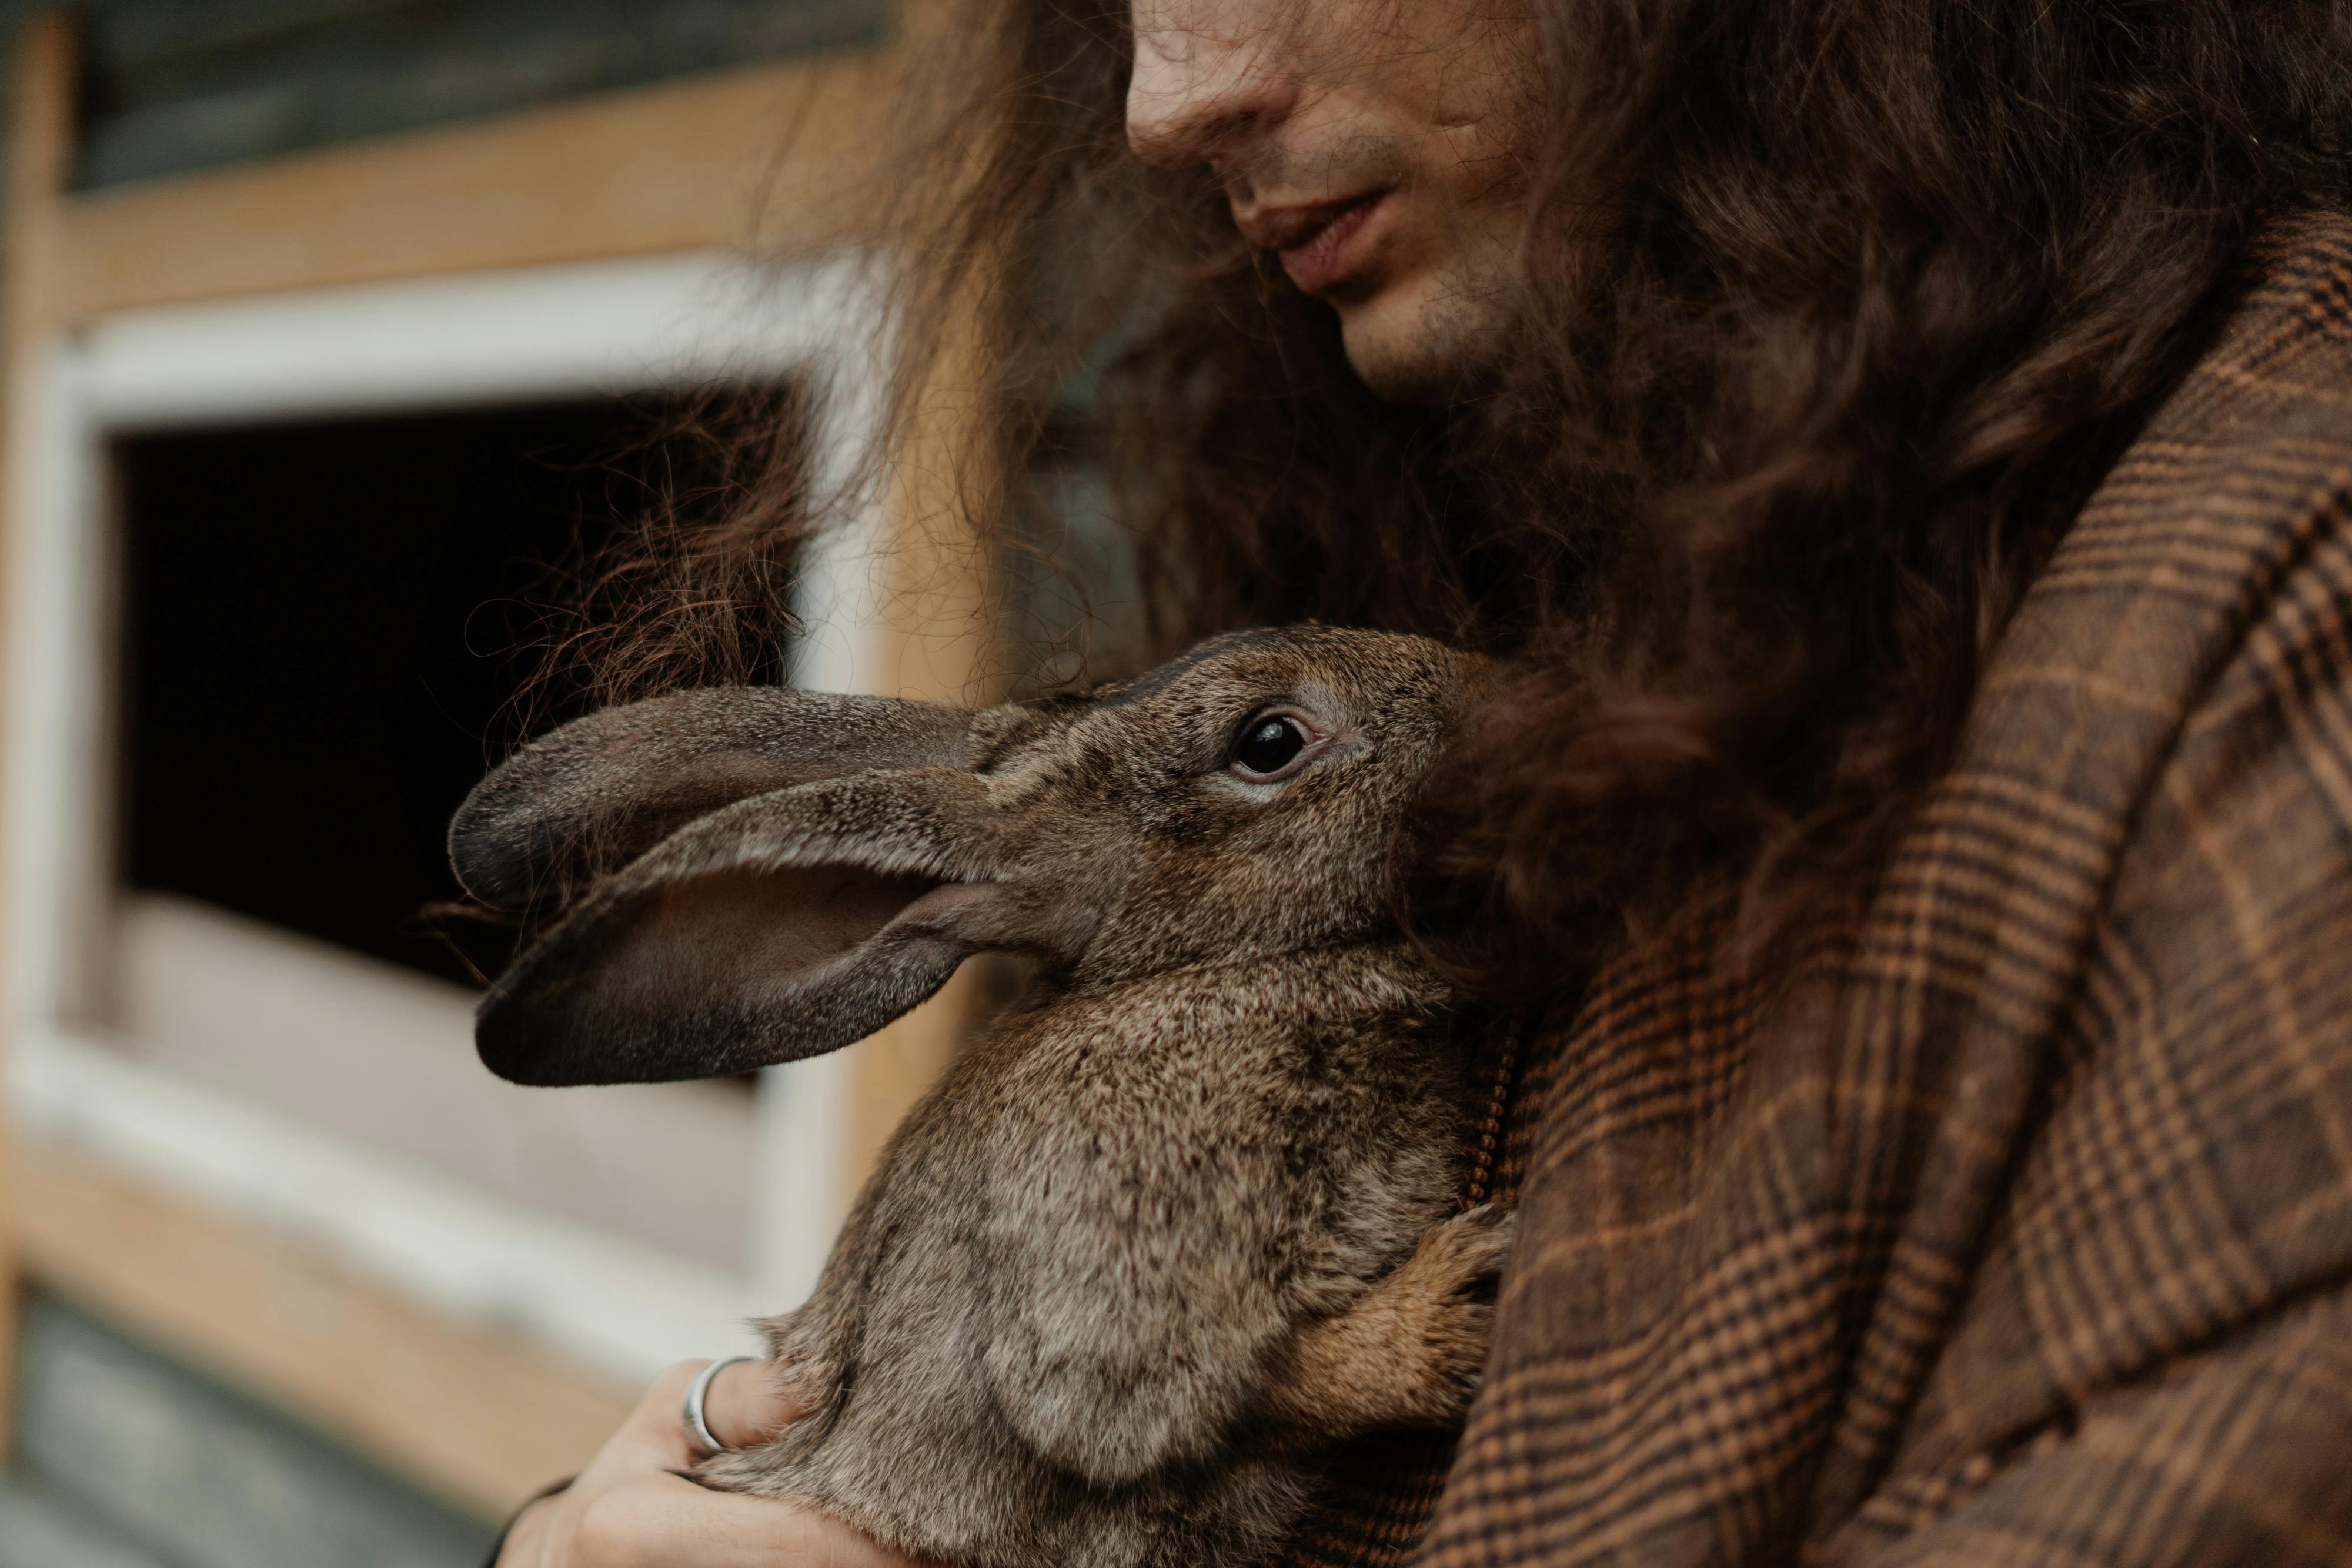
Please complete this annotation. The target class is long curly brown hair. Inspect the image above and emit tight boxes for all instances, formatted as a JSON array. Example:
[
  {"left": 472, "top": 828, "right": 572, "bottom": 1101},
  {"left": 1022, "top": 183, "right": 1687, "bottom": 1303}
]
[{"left": 573, "top": 0, "right": 2352, "bottom": 998}]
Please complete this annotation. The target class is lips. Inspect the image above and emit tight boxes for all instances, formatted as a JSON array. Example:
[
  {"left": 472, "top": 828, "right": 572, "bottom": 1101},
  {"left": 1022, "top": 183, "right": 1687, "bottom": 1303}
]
[{"left": 1250, "top": 192, "right": 1390, "bottom": 295}]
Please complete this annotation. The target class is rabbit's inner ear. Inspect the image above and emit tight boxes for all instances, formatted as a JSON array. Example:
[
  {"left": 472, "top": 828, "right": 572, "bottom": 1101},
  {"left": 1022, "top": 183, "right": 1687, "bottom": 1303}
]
[
  {"left": 631, "top": 865, "right": 944, "bottom": 994},
  {"left": 477, "top": 860, "right": 967, "bottom": 1086}
]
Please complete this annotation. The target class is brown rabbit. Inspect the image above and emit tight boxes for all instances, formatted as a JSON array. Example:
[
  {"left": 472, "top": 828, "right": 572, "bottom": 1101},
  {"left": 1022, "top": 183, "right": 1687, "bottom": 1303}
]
[{"left": 449, "top": 626, "right": 1509, "bottom": 1568}]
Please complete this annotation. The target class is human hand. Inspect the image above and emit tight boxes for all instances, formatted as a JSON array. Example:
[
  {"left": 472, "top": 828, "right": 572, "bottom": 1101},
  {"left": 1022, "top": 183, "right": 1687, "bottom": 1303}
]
[{"left": 495, "top": 1358, "right": 932, "bottom": 1567}]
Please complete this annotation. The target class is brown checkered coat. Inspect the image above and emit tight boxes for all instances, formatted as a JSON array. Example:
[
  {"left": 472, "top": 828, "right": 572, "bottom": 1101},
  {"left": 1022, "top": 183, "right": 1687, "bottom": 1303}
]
[{"left": 1282, "top": 210, "right": 2352, "bottom": 1567}]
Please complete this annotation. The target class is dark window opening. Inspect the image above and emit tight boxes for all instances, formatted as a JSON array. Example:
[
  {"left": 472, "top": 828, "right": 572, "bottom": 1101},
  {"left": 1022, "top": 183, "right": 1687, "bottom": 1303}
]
[{"left": 113, "top": 395, "right": 774, "bottom": 990}]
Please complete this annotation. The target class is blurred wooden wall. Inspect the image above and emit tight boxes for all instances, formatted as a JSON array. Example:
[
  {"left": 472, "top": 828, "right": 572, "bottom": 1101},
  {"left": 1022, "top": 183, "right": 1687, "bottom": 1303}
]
[
  {"left": 0, "top": 3, "right": 78, "bottom": 1467},
  {"left": 0, "top": 0, "right": 995, "bottom": 1519}
]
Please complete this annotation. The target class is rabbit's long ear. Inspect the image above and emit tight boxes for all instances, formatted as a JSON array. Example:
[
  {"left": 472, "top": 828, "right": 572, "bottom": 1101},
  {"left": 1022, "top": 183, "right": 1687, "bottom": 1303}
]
[
  {"left": 450, "top": 688, "right": 972, "bottom": 914},
  {"left": 476, "top": 768, "right": 1018, "bottom": 1086}
]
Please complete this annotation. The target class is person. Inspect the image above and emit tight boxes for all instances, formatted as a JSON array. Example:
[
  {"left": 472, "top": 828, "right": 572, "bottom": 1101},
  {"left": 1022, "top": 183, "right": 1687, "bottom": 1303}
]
[{"left": 492, "top": 0, "right": 2352, "bottom": 1562}]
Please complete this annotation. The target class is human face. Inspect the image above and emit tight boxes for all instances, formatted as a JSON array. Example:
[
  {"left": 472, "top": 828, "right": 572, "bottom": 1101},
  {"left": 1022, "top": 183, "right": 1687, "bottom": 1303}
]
[{"left": 1127, "top": 0, "right": 1533, "bottom": 404}]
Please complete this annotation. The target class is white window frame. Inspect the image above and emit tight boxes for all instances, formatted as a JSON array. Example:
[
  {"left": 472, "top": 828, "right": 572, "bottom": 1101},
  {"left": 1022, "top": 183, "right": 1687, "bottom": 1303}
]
[{"left": 3, "top": 250, "right": 897, "bottom": 1381}]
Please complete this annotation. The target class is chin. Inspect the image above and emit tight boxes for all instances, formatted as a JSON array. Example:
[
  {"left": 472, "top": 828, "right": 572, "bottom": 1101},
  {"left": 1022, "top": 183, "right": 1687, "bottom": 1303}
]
[{"left": 1334, "top": 278, "right": 1504, "bottom": 407}]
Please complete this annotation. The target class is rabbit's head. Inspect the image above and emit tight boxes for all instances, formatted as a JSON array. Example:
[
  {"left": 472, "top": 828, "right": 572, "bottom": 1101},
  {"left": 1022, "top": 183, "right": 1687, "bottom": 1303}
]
[{"left": 450, "top": 627, "right": 1485, "bottom": 1086}]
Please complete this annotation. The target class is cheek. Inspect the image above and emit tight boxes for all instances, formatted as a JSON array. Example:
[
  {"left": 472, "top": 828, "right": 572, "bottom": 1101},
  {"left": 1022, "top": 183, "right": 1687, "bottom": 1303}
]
[{"left": 1405, "top": 9, "right": 1538, "bottom": 203}]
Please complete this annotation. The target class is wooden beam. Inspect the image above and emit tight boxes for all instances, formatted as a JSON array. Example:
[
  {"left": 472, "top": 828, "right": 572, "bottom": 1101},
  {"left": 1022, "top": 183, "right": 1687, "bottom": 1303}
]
[
  {"left": 13, "top": 1135, "right": 636, "bottom": 1522},
  {"left": 846, "top": 259, "right": 1010, "bottom": 1179},
  {"left": 0, "top": 6, "right": 84, "bottom": 1463},
  {"left": 61, "top": 46, "right": 908, "bottom": 320}
]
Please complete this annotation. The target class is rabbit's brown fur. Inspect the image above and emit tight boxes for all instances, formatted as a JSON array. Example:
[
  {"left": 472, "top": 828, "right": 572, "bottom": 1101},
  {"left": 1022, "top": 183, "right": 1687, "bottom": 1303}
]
[{"left": 450, "top": 627, "right": 1507, "bottom": 1567}]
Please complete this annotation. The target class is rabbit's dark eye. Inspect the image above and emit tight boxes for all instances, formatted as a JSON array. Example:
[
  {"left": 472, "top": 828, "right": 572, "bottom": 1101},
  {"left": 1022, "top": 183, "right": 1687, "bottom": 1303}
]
[{"left": 1232, "top": 715, "right": 1308, "bottom": 778}]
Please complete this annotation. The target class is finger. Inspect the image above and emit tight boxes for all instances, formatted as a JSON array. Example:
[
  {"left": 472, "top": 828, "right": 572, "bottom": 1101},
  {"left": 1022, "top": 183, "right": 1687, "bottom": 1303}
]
[
  {"left": 573, "top": 1473, "right": 936, "bottom": 1568},
  {"left": 608, "top": 1360, "right": 717, "bottom": 1473},
  {"left": 705, "top": 1359, "right": 806, "bottom": 1450},
  {"left": 492, "top": 1494, "right": 555, "bottom": 1568}
]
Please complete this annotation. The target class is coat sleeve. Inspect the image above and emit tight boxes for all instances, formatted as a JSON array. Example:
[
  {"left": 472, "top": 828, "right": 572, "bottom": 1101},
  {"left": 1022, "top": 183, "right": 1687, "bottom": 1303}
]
[
  {"left": 1839, "top": 484, "right": 2352, "bottom": 1566},
  {"left": 1857, "top": 1292, "right": 2352, "bottom": 1567}
]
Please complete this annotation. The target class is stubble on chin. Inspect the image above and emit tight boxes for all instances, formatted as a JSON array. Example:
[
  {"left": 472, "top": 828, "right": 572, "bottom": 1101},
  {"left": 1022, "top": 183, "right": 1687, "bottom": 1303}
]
[{"left": 1339, "top": 255, "right": 1515, "bottom": 407}]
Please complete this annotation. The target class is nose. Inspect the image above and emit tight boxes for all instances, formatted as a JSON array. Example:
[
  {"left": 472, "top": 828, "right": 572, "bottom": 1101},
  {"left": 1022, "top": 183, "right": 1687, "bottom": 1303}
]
[{"left": 1125, "top": 2, "right": 1297, "bottom": 170}]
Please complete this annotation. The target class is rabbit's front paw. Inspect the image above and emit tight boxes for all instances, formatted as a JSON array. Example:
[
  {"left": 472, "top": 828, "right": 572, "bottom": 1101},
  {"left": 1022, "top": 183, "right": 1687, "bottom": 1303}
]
[
  {"left": 1267, "top": 1204, "right": 1517, "bottom": 1440},
  {"left": 1404, "top": 1202, "right": 1515, "bottom": 1298},
  {"left": 1381, "top": 1204, "right": 1514, "bottom": 1413}
]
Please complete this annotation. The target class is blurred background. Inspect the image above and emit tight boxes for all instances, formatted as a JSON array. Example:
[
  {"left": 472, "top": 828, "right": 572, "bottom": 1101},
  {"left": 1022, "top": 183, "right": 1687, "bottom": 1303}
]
[{"left": 0, "top": 2, "right": 1137, "bottom": 1562}]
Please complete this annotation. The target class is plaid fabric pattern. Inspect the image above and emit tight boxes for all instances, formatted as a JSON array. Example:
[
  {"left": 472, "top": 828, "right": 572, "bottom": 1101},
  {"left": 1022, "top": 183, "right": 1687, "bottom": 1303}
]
[{"left": 1281, "top": 210, "right": 2352, "bottom": 1567}]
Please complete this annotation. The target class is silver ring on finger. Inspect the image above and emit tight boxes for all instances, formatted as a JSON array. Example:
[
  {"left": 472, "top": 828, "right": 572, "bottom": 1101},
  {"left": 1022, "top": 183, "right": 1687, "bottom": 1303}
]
[{"left": 683, "top": 1355, "right": 757, "bottom": 1456}]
